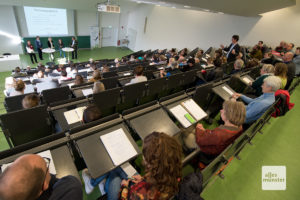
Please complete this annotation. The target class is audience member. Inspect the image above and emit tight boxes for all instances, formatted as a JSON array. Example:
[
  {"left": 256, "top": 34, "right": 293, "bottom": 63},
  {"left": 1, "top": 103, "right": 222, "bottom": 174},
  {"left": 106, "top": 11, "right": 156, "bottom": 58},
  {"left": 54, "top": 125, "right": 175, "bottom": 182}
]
[
  {"left": 231, "top": 58, "right": 244, "bottom": 74},
  {"left": 22, "top": 94, "right": 40, "bottom": 109},
  {"left": 183, "top": 100, "right": 245, "bottom": 162},
  {"left": 283, "top": 52, "right": 296, "bottom": 90},
  {"left": 82, "top": 132, "right": 182, "bottom": 200},
  {"left": 0, "top": 154, "right": 83, "bottom": 200},
  {"left": 293, "top": 47, "right": 300, "bottom": 76},
  {"left": 82, "top": 104, "right": 102, "bottom": 123},
  {"left": 93, "top": 81, "right": 105, "bottom": 94},
  {"left": 250, "top": 45, "right": 263, "bottom": 60},
  {"left": 274, "top": 63, "right": 288, "bottom": 89},
  {"left": 258, "top": 41, "right": 268, "bottom": 55},
  {"left": 74, "top": 74, "right": 85, "bottom": 85},
  {"left": 221, "top": 35, "right": 241, "bottom": 63},
  {"left": 250, "top": 64, "right": 274, "bottom": 96},
  {"left": 12, "top": 67, "right": 26, "bottom": 77},
  {"left": 160, "top": 61, "right": 181, "bottom": 77},
  {"left": 126, "top": 66, "right": 147, "bottom": 85},
  {"left": 89, "top": 69, "right": 102, "bottom": 82},
  {"left": 232, "top": 76, "right": 282, "bottom": 124},
  {"left": 286, "top": 43, "right": 294, "bottom": 53},
  {"left": 10, "top": 80, "right": 25, "bottom": 96},
  {"left": 59, "top": 70, "right": 71, "bottom": 83},
  {"left": 206, "top": 59, "right": 223, "bottom": 82}
]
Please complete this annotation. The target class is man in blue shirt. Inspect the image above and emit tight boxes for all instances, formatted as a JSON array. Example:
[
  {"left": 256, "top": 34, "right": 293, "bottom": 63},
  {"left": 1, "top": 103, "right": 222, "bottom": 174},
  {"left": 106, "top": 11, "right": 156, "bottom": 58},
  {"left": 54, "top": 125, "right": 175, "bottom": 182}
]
[
  {"left": 35, "top": 36, "right": 43, "bottom": 60},
  {"left": 232, "top": 76, "right": 282, "bottom": 124}
]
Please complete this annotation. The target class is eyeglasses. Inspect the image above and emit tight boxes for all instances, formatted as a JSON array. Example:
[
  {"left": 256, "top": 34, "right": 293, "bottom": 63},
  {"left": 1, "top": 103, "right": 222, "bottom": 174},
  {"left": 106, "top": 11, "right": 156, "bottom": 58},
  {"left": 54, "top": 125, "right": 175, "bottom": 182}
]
[{"left": 41, "top": 157, "right": 51, "bottom": 191}]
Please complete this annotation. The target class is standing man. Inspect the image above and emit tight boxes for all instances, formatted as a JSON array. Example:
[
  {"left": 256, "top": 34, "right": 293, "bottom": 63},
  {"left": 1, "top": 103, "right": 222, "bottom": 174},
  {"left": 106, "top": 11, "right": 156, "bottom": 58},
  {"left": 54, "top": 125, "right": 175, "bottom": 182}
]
[
  {"left": 71, "top": 36, "right": 78, "bottom": 59},
  {"left": 220, "top": 35, "right": 241, "bottom": 63},
  {"left": 35, "top": 36, "right": 43, "bottom": 60}
]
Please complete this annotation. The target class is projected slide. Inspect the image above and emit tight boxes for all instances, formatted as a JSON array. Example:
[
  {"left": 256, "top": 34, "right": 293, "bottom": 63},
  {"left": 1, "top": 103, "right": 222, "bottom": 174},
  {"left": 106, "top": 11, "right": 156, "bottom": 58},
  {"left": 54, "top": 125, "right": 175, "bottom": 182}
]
[{"left": 24, "top": 6, "right": 68, "bottom": 36}]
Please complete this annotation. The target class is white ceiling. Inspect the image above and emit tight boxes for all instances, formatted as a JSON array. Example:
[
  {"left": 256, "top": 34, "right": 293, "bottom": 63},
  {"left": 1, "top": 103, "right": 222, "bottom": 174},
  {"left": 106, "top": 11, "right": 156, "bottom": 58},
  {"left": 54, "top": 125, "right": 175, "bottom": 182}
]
[{"left": 0, "top": 0, "right": 296, "bottom": 16}]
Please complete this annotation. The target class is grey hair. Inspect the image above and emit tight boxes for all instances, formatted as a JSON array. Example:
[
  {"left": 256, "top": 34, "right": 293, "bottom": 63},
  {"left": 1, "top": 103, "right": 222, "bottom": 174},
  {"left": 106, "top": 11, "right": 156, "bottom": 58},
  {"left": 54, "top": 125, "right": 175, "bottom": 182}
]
[
  {"left": 262, "top": 64, "right": 275, "bottom": 74},
  {"left": 263, "top": 76, "right": 282, "bottom": 92},
  {"left": 234, "top": 59, "right": 244, "bottom": 69}
]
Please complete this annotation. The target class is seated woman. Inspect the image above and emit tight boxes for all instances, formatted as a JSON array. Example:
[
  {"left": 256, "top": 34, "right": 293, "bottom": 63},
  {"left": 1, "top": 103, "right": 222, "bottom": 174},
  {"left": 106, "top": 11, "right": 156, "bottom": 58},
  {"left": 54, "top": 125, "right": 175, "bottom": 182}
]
[
  {"left": 183, "top": 100, "right": 246, "bottom": 161},
  {"left": 82, "top": 132, "right": 182, "bottom": 200},
  {"left": 274, "top": 63, "right": 288, "bottom": 89},
  {"left": 22, "top": 94, "right": 40, "bottom": 109},
  {"left": 88, "top": 69, "right": 102, "bottom": 83},
  {"left": 74, "top": 74, "right": 85, "bottom": 86},
  {"left": 10, "top": 80, "right": 26, "bottom": 96},
  {"left": 250, "top": 64, "right": 274, "bottom": 96},
  {"left": 82, "top": 104, "right": 102, "bottom": 123},
  {"left": 93, "top": 81, "right": 105, "bottom": 94}
]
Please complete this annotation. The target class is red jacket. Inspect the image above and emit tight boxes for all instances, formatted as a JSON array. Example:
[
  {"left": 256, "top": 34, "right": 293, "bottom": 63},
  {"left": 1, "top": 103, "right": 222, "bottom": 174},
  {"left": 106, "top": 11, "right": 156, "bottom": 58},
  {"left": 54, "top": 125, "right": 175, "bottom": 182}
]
[
  {"left": 195, "top": 125, "right": 243, "bottom": 156},
  {"left": 272, "top": 89, "right": 294, "bottom": 117}
]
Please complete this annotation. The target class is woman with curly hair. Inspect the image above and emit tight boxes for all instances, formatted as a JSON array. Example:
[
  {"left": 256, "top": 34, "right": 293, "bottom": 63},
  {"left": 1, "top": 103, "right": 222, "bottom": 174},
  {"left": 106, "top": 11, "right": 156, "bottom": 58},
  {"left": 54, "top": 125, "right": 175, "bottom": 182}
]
[
  {"left": 119, "top": 132, "right": 182, "bottom": 200},
  {"left": 82, "top": 132, "right": 182, "bottom": 200}
]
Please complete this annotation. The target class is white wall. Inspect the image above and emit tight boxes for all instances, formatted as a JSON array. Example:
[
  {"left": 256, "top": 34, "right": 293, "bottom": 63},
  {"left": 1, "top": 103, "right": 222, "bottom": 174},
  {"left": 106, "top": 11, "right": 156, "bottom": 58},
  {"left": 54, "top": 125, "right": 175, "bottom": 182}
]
[
  {"left": 127, "top": 1, "right": 300, "bottom": 52},
  {"left": 0, "top": 6, "right": 23, "bottom": 54},
  {"left": 76, "top": 10, "right": 98, "bottom": 36}
]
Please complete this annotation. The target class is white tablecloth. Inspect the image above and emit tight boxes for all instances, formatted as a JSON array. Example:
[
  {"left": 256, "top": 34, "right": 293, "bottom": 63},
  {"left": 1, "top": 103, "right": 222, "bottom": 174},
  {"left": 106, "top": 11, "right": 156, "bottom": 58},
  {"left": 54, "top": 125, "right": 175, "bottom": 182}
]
[{"left": 0, "top": 55, "right": 21, "bottom": 72}]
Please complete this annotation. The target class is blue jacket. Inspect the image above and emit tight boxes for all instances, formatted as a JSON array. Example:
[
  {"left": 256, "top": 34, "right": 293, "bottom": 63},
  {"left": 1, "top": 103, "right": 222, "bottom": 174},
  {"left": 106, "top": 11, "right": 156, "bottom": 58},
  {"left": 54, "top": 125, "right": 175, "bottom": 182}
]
[
  {"left": 35, "top": 40, "right": 43, "bottom": 49},
  {"left": 241, "top": 93, "right": 275, "bottom": 124}
]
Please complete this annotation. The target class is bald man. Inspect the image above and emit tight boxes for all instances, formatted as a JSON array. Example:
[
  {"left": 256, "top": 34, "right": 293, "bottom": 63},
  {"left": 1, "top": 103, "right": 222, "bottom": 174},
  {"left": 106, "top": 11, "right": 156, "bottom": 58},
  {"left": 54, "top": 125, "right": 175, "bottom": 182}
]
[
  {"left": 0, "top": 154, "right": 82, "bottom": 200},
  {"left": 283, "top": 52, "right": 296, "bottom": 90}
]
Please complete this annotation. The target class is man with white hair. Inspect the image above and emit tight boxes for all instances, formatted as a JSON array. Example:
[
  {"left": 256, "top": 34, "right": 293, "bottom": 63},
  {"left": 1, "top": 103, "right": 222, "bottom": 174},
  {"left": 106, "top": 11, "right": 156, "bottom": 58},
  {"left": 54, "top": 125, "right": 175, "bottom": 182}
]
[{"left": 232, "top": 76, "right": 282, "bottom": 124}]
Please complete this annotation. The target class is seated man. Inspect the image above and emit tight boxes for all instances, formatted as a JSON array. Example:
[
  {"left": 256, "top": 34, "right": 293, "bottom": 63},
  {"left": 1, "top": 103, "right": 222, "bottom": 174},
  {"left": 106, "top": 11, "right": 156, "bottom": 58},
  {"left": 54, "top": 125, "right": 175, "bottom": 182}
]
[
  {"left": 249, "top": 64, "right": 274, "bottom": 97},
  {"left": 231, "top": 58, "right": 244, "bottom": 74},
  {"left": 126, "top": 65, "right": 147, "bottom": 85},
  {"left": 0, "top": 154, "right": 82, "bottom": 200},
  {"left": 233, "top": 76, "right": 282, "bottom": 124}
]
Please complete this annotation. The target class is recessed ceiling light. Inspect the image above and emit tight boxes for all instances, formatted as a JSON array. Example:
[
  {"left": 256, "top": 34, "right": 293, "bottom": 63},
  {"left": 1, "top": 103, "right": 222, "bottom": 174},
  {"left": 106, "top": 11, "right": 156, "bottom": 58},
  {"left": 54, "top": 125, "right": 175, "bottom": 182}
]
[
  {"left": 184, "top": 5, "right": 191, "bottom": 8},
  {"left": 218, "top": 12, "right": 224, "bottom": 14},
  {"left": 137, "top": 1, "right": 141, "bottom": 3},
  {"left": 203, "top": 9, "right": 210, "bottom": 12},
  {"left": 156, "top": 4, "right": 161, "bottom": 6},
  {"left": 172, "top": 6, "right": 176, "bottom": 9}
]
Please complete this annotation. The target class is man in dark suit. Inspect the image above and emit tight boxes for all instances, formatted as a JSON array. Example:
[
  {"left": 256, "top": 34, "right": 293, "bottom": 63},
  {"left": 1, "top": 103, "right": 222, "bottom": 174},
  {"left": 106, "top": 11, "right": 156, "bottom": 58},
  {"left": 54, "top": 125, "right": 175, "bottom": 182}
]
[
  {"left": 71, "top": 36, "right": 78, "bottom": 59},
  {"left": 35, "top": 36, "right": 43, "bottom": 60},
  {"left": 221, "top": 35, "right": 241, "bottom": 63}
]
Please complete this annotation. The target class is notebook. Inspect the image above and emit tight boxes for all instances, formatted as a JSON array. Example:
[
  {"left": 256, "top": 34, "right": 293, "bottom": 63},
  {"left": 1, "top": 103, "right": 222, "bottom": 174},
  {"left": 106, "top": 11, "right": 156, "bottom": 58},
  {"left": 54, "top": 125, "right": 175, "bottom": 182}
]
[
  {"left": 63, "top": 106, "right": 87, "bottom": 124},
  {"left": 100, "top": 128, "right": 138, "bottom": 166},
  {"left": 82, "top": 88, "right": 93, "bottom": 96}
]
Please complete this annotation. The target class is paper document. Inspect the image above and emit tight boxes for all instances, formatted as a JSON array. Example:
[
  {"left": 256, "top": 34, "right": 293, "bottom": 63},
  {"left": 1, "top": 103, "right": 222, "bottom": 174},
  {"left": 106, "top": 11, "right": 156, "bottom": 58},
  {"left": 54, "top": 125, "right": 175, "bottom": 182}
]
[
  {"left": 100, "top": 128, "right": 138, "bottom": 166},
  {"left": 222, "top": 86, "right": 234, "bottom": 96},
  {"left": 64, "top": 106, "right": 87, "bottom": 124},
  {"left": 242, "top": 77, "right": 252, "bottom": 84},
  {"left": 1, "top": 150, "right": 56, "bottom": 174},
  {"left": 170, "top": 105, "right": 192, "bottom": 128},
  {"left": 123, "top": 73, "right": 131, "bottom": 76},
  {"left": 82, "top": 88, "right": 93, "bottom": 96},
  {"left": 120, "top": 162, "right": 137, "bottom": 178},
  {"left": 182, "top": 99, "right": 207, "bottom": 121},
  {"left": 67, "top": 83, "right": 75, "bottom": 88},
  {"left": 202, "top": 58, "right": 207, "bottom": 62}
]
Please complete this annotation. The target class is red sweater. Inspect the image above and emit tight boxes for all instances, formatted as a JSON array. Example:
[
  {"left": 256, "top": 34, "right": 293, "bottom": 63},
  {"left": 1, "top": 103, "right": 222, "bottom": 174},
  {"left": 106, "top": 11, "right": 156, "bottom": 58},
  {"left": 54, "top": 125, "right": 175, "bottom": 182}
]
[{"left": 195, "top": 125, "right": 243, "bottom": 156}]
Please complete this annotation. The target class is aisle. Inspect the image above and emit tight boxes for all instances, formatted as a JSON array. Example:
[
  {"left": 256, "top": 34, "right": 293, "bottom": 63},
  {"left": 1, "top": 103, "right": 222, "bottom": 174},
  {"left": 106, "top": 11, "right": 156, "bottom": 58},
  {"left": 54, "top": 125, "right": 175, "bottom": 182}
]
[{"left": 202, "top": 85, "right": 300, "bottom": 200}]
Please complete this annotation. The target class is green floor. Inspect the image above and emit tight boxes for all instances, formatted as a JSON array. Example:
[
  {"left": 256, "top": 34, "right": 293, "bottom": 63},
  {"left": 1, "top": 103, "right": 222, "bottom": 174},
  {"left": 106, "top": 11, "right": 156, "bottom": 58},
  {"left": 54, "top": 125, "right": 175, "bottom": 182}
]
[
  {"left": 19, "top": 46, "right": 133, "bottom": 68},
  {"left": 202, "top": 85, "right": 300, "bottom": 200},
  {"left": 0, "top": 47, "right": 299, "bottom": 199}
]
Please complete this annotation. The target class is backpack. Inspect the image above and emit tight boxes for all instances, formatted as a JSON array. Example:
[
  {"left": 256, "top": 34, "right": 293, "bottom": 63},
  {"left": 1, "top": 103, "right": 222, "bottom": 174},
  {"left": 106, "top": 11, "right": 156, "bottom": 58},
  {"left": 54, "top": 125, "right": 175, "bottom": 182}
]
[{"left": 272, "top": 90, "right": 294, "bottom": 117}]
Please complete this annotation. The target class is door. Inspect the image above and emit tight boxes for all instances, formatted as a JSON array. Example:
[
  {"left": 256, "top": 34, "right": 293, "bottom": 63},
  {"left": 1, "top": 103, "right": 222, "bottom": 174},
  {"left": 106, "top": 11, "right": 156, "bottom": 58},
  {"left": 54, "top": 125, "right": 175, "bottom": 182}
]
[{"left": 101, "top": 27, "right": 118, "bottom": 47}]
